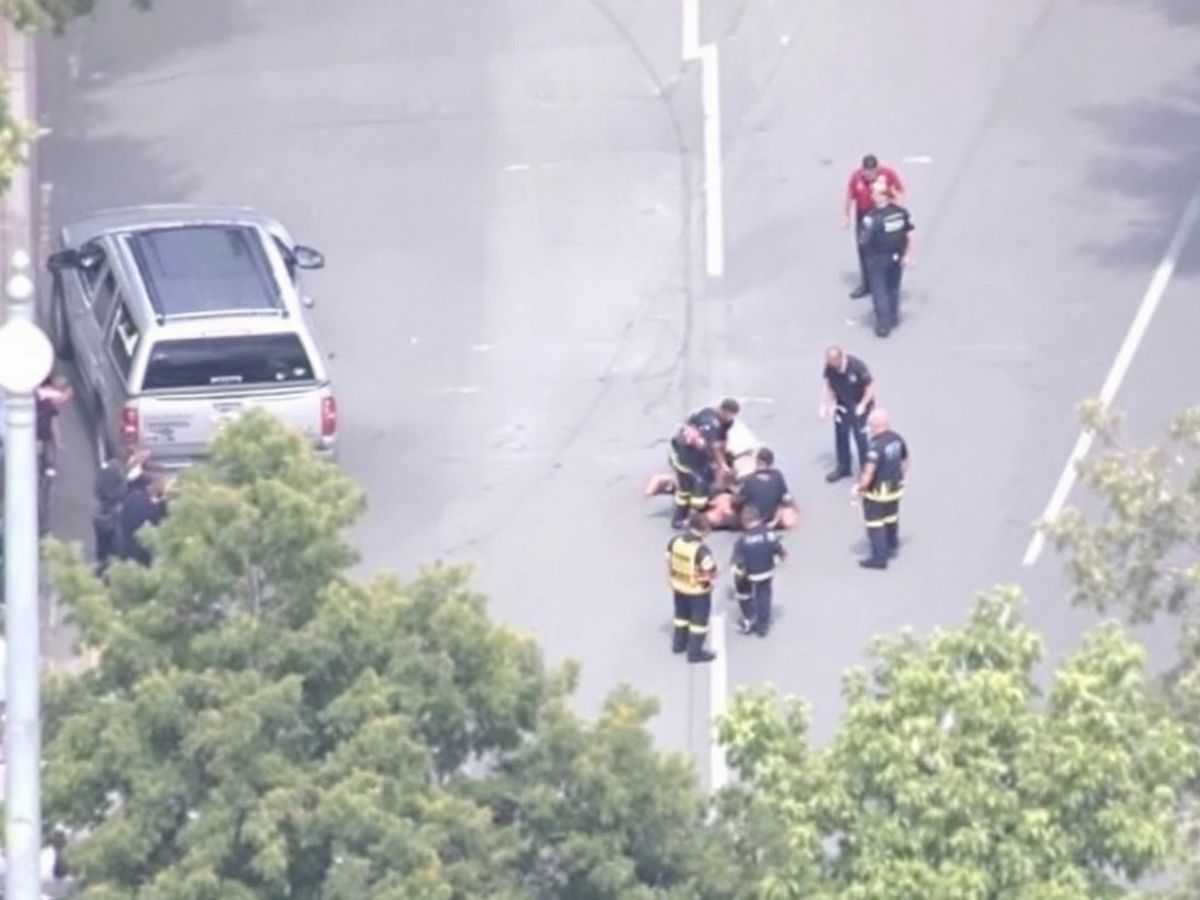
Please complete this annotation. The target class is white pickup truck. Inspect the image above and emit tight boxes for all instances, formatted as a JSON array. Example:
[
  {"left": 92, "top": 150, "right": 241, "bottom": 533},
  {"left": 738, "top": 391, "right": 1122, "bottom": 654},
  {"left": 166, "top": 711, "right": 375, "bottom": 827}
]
[{"left": 47, "top": 205, "right": 337, "bottom": 468}]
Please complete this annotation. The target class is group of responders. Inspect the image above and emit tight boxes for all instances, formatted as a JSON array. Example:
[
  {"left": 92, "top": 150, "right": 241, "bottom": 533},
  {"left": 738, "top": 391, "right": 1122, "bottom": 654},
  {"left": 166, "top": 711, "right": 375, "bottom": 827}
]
[{"left": 650, "top": 155, "right": 916, "bottom": 664}]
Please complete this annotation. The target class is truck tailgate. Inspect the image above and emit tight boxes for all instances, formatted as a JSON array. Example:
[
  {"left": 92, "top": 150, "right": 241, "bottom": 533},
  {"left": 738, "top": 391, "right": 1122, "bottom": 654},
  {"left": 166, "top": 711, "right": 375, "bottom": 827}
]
[{"left": 135, "top": 383, "right": 335, "bottom": 462}]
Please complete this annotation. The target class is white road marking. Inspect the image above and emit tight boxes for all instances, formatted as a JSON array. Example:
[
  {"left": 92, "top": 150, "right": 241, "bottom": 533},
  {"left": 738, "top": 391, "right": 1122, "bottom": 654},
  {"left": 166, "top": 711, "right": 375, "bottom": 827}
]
[
  {"left": 903, "top": 155, "right": 934, "bottom": 164},
  {"left": 681, "top": 0, "right": 700, "bottom": 58},
  {"left": 708, "top": 612, "right": 729, "bottom": 791},
  {"left": 1021, "top": 181, "right": 1200, "bottom": 567},
  {"left": 740, "top": 396, "right": 775, "bottom": 404},
  {"left": 470, "top": 343, "right": 493, "bottom": 352},
  {"left": 504, "top": 163, "right": 531, "bottom": 172},
  {"left": 682, "top": 0, "right": 724, "bottom": 278},
  {"left": 432, "top": 386, "right": 482, "bottom": 396}
]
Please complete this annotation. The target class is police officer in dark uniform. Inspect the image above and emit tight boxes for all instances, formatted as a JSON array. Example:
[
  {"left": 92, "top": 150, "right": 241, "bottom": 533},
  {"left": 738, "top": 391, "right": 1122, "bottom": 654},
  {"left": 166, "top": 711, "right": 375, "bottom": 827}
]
[
  {"left": 819, "top": 345, "right": 877, "bottom": 482},
  {"left": 666, "top": 512, "right": 718, "bottom": 663},
  {"left": 118, "top": 467, "right": 169, "bottom": 567},
  {"left": 736, "top": 447, "right": 795, "bottom": 528},
  {"left": 668, "top": 423, "right": 713, "bottom": 529},
  {"left": 857, "top": 185, "right": 915, "bottom": 337},
  {"left": 731, "top": 505, "right": 787, "bottom": 636},
  {"left": 852, "top": 408, "right": 909, "bottom": 569}
]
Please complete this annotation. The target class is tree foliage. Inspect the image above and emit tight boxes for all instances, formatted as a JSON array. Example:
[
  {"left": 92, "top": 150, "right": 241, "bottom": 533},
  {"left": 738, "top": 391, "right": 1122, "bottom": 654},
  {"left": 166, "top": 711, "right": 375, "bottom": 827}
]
[
  {"left": 716, "top": 589, "right": 1196, "bottom": 900},
  {"left": 3, "top": 0, "right": 152, "bottom": 32},
  {"left": 43, "top": 412, "right": 731, "bottom": 899},
  {"left": 1044, "top": 403, "right": 1200, "bottom": 894}
]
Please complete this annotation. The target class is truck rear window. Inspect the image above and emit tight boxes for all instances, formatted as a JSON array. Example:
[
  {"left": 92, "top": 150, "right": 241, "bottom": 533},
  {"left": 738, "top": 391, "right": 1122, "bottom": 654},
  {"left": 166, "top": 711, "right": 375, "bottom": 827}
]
[{"left": 142, "top": 334, "right": 316, "bottom": 390}]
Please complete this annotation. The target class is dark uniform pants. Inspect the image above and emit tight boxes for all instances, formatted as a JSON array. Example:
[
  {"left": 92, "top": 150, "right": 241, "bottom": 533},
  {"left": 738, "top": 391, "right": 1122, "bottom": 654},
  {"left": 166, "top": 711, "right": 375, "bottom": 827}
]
[
  {"left": 854, "top": 210, "right": 869, "bottom": 288},
  {"left": 833, "top": 402, "right": 872, "bottom": 474},
  {"left": 93, "top": 513, "right": 119, "bottom": 573},
  {"left": 669, "top": 455, "right": 711, "bottom": 523},
  {"left": 672, "top": 590, "right": 713, "bottom": 659},
  {"left": 734, "top": 573, "right": 774, "bottom": 635},
  {"left": 863, "top": 498, "right": 901, "bottom": 562},
  {"left": 865, "top": 253, "right": 903, "bottom": 331}
]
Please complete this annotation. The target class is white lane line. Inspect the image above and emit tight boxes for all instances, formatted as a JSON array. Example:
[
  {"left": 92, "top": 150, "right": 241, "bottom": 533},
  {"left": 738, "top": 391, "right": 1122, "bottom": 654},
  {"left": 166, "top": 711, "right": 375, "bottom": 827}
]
[
  {"left": 681, "top": 0, "right": 700, "bottom": 59},
  {"left": 708, "top": 612, "right": 729, "bottom": 791},
  {"left": 903, "top": 155, "right": 934, "bottom": 164},
  {"left": 682, "top": 0, "right": 724, "bottom": 278},
  {"left": 1021, "top": 181, "right": 1200, "bottom": 567}
]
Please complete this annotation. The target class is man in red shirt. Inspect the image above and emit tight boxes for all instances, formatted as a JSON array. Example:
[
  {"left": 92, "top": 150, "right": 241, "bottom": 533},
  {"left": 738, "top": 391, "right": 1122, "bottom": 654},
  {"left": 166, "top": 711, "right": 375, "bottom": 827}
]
[{"left": 843, "top": 154, "right": 905, "bottom": 298}]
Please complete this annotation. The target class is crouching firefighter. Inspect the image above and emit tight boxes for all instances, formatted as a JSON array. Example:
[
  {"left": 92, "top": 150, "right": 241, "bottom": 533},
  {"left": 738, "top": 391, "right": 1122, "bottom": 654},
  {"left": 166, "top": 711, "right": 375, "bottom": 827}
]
[
  {"left": 666, "top": 513, "right": 718, "bottom": 663},
  {"left": 668, "top": 423, "right": 713, "bottom": 529},
  {"left": 731, "top": 505, "right": 787, "bottom": 636}
]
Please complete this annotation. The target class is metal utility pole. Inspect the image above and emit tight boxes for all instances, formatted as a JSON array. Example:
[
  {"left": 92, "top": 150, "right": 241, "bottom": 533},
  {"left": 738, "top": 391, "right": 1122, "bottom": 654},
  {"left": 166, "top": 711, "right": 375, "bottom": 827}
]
[{"left": 0, "top": 250, "right": 55, "bottom": 900}]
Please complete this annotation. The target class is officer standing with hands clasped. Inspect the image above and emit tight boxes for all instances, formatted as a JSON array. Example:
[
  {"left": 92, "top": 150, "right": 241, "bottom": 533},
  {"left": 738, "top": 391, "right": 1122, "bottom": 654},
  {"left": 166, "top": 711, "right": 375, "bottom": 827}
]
[
  {"left": 851, "top": 408, "right": 909, "bottom": 570},
  {"left": 819, "top": 345, "right": 877, "bottom": 483},
  {"left": 731, "top": 505, "right": 787, "bottom": 637},
  {"left": 666, "top": 512, "right": 718, "bottom": 663},
  {"left": 858, "top": 184, "right": 915, "bottom": 337}
]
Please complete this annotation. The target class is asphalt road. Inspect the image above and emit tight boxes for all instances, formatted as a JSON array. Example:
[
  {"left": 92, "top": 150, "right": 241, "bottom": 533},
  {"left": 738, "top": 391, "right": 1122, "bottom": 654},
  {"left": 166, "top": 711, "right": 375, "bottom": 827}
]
[{"left": 33, "top": 0, "right": 1199, "bottom": 773}]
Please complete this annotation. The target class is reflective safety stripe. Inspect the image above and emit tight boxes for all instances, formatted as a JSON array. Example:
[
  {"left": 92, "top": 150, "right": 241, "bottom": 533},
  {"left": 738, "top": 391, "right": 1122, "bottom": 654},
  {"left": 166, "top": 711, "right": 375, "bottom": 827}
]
[
  {"left": 880, "top": 514, "right": 899, "bottom": 525},
  {"left": 688, "top": 496, "right": 709, "bottom": 509},
  {"left": 864, "top": 481, "right": 904, "bottom": 501},
  {"left": 747, "top": 570, "right": 773, "bottom": 582},
  {"left": 669, "top": 537, "right": 710, "bottom": 595},
  {"left": 673, "top": 618, "right": 690, "bottom": 628},
  {"left": 689, "top": 624, "right": 709, "bottom": 634},
  {"left": 865, "top": 519, "right": 887, "bottom": 528},
  {"left": 734, "top": 592, "right": 751, "bottom": 601},
  {"left": 674, "top": 494, "right": 690, "bottom": 508}
]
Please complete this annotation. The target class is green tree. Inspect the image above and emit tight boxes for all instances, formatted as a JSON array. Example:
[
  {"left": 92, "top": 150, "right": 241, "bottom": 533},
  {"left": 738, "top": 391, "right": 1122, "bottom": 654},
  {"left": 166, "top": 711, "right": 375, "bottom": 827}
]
[
  {"left": 3, "top": 0, "right": 152, "bottom": 32},
  {"left": 1043, "top": 403, "right": 1200, "bottom": 896},
  {"left": 43, "top": 412, "right": 731, "bottom": 899},
  {"left": 716, "top": 589, "right": 1196, "bottom": 900}
]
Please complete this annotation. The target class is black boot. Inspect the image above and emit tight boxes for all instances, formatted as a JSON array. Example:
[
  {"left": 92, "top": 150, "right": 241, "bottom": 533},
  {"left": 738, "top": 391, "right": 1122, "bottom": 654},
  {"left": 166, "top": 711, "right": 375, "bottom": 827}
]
[
  {"left": 671, "top": 506, "right": 687, "bottom": 529},
  {"left": 860, "top": 528, "right": 890, "bottom": 569},
  {"left": 849, "top": 284, "right": 868, "bottom": 299},
  {"left": 687, "top": 632, "right": 715, "bottom": 663},
  {"left": 736, "top": 598, "right": 755, "bottom": 634},
  {"left": 825, "top": 468, "right": 851, "bottom": 483},
  {"left": 886, "top": 522, "right": 900, "bottom": 557},
  {"left": 671, "top": 627, "right": 688, "bottom": 654}
]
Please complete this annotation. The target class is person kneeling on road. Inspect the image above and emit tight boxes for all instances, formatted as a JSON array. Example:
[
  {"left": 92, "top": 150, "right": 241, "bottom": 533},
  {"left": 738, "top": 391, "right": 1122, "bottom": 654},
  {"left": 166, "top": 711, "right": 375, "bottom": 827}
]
[
  {"left": 731, "top": 505, "right": 787, "bottom": 637},
  {"left": 705, "top": 447, "right": 799, "bottom": 531},
  {"left": 666, "top": 512, "right": 719, "bottom": 663},
  {"left": 665, "top": 423, "right": 714, "bottom": 529}
]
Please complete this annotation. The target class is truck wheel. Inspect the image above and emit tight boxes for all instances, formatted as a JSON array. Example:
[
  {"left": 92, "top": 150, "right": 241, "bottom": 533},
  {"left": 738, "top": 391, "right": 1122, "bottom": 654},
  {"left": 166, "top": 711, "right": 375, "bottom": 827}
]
[{"left": 50, "top": 277, "right": 75, "bottom": 362}]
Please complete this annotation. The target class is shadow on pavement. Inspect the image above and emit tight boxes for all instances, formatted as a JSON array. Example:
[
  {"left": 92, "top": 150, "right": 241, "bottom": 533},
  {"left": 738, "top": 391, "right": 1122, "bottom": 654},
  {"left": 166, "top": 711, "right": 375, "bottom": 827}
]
[{"left": 1075, "top": 0, "right": 1200, "bottom": 274}]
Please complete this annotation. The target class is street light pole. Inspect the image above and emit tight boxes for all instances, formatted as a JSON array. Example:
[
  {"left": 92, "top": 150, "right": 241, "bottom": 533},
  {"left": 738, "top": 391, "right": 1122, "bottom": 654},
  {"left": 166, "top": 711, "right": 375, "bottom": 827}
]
[{"left": 0, "top": 251, "right": 55, "bottom": 900}]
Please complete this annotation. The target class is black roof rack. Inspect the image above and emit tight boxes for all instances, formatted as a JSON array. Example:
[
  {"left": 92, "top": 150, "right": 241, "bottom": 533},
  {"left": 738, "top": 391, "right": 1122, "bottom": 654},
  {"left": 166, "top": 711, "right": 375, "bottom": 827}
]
[{"left": 125, "top": 224, "right": 286, "bottom": 324}]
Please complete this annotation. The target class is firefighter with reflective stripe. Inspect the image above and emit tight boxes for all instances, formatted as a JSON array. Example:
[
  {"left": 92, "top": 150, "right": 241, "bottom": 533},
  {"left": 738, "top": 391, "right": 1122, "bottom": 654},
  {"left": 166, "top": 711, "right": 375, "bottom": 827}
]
[
  {"left": 851, "top": 408, "right": 909, "bottom": 569},
  {"left": 666, "top": 512, "right": 718, "bottom": 663},
  {"left": 687, "top": 397, "right": 741, "bottom": 487},
  {"left": 668, "top": 424, "right": 713, "bottom": 528},
  {"left": 731, "top": 504, "right": 786, "bottom": 637}
]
